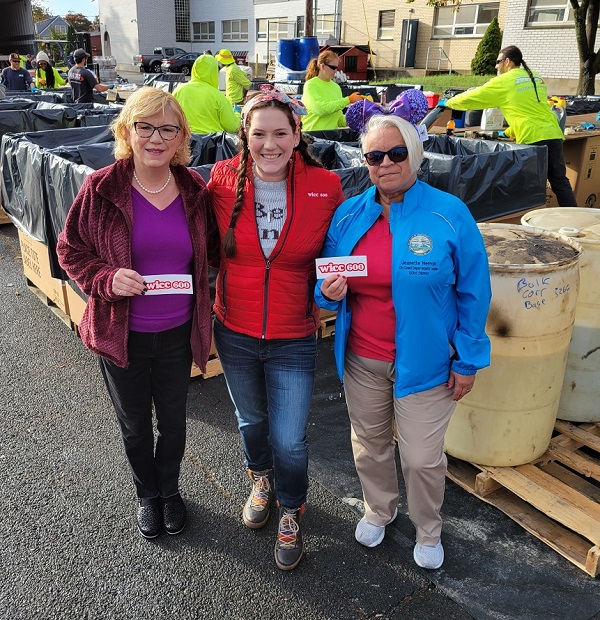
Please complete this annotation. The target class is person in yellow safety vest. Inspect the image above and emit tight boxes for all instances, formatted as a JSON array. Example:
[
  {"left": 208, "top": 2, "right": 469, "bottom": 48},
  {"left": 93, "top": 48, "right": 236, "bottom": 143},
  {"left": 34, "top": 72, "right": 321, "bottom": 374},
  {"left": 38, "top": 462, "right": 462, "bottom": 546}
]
[
  {"left": 215, "top": 49, "right": 250, "bottom": 106},
  {"left": 34, "top": 52, "right": 66, "bottom": 89}
]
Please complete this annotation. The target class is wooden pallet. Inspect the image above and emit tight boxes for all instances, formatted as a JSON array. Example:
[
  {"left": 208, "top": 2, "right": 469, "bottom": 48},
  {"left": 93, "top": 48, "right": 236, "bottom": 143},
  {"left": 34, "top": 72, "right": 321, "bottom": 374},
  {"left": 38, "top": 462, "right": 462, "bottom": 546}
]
[
  {"left": 26, "top": 280, "right": 73, "bottom": 331},
  {"left": 446, "top": 421, "right": 600, "bottom": 577},
  {"left": 318, "top": 310, "right": 337, "bottom": 339}
]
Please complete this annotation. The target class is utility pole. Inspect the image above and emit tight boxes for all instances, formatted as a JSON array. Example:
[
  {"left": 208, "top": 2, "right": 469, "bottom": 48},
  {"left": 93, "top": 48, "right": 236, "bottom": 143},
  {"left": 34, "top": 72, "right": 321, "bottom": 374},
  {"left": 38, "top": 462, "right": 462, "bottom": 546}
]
[{"left": 305, "top": 0, "right": 314, "bottom": 36}]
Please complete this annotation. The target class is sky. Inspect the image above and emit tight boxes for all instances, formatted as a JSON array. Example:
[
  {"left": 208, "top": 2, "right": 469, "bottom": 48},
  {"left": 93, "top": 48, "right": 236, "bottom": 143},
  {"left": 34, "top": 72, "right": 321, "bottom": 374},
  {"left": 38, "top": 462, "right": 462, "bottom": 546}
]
[{"left": 46, "top": 0, "right": 99, "bottom": 19}]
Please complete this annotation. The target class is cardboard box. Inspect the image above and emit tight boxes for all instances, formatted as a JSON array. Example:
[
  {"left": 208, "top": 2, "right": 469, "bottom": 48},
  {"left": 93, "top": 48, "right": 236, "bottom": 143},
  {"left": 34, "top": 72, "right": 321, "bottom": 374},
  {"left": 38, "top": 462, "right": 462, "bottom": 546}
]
[
  {"left": 546, "top": 134, "right": 600, "bottom": 208},
  {"left": 65, "top": 282, "right": 88, "bottom": 327},
  {"left": 18, "top": 230, "right": 68, "bottom": 314}
]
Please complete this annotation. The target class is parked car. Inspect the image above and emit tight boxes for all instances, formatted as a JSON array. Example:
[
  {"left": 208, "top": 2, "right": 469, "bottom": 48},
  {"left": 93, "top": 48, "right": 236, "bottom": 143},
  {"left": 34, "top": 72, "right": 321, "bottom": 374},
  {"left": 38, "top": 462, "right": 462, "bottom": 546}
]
[
  {"left": 161, "top": 53, "right": 200, "bottom": 76},
  {"left": 133, "top": 47, "right": 188, "bottom": 73}
]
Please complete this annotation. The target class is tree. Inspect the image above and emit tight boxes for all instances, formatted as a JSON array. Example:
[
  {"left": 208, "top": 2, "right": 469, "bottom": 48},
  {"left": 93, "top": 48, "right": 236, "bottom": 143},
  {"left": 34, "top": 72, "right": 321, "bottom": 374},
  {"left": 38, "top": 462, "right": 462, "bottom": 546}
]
[
  {"left": 410, "top": 0, "right": 600, "bottom": 95},
  {"left": 32, "top": 0, "right": 51, "bottom": 23},
  {"left": 64, "top": 12, "right": 93, "bottom": 33},
  {"left": 470, "top": 17, "right": 502, "bottom": 75}
]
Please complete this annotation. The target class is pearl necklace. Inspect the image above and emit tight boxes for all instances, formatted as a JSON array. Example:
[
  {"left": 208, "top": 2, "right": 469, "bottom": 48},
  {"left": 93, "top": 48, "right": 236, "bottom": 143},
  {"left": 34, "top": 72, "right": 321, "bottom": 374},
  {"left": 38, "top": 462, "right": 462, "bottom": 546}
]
[{"left": 133, "top": 168, "right": 172, "bottom": 194}]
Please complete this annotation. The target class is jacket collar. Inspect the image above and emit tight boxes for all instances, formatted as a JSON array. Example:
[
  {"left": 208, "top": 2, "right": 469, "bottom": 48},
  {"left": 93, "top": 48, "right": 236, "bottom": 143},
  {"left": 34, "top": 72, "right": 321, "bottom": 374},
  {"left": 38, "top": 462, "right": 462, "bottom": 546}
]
[{"left": 95, "top": 158, "right": 203, "bottom": 217}]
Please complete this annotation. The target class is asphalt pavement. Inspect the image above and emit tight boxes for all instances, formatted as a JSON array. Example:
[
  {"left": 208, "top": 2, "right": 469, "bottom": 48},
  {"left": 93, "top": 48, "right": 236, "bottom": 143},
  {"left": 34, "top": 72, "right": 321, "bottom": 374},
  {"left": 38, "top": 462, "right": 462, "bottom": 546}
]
[{"left": 2, "top": 100, "right": 600, "bottom": 618}]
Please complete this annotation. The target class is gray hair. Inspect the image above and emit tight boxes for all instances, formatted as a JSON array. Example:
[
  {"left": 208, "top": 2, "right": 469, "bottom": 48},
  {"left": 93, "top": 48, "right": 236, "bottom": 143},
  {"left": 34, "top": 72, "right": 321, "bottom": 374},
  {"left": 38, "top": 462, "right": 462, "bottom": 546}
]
[{"left": 360, "top": 115, "right": 424, "bottom": 174}]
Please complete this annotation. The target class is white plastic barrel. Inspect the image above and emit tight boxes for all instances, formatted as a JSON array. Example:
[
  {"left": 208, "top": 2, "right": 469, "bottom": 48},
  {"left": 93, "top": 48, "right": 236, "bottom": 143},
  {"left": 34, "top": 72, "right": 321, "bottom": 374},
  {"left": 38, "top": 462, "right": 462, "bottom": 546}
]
[
  {"left": 445, "top": 224, "right": 582, "bottom": 466},
  {"left": 522, "top": 207, "right": 600, "bottom": 422}
]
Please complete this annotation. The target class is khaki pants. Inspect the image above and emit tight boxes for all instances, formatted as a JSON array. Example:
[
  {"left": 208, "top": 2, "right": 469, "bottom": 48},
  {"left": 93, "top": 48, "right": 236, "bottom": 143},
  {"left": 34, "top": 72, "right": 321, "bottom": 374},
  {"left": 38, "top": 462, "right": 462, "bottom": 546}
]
[{"left": 344, "top": 351, "right": 456, "bottom": 545}]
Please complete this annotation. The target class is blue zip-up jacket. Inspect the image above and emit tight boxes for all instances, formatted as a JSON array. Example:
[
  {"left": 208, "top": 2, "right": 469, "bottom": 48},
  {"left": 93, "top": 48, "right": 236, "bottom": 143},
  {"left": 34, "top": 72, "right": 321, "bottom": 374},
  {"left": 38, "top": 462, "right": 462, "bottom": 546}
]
[{"left": 314, "top": 180, "right": 492, "bottom": 398}]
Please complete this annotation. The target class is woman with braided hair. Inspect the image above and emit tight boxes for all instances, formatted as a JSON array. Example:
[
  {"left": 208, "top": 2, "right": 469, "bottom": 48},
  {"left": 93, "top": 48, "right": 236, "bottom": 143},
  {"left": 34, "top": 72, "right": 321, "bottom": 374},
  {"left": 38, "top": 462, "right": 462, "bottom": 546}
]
[
  {"left": 208, "top": 85, "right": 344, "bottom": 571},
  {"left": 444, "top": 45, "right": 576, "bottom": 207}
]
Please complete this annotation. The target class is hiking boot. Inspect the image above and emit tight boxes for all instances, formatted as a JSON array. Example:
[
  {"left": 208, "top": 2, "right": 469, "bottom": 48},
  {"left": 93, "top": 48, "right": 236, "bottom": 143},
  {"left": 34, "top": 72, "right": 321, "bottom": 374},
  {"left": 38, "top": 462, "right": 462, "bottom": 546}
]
[
  {"left": 242, "top": 469, "right": 273, "bottom": 529},
  {"left": 274, "top": 504, "right": 305, "bottom": 571}
]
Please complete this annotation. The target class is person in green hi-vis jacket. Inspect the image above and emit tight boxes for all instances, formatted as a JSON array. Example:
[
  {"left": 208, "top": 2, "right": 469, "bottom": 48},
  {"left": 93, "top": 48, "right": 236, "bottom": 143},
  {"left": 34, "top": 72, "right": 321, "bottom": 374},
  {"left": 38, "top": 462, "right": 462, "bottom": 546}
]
[
  {"left": 301, "top": 49, "right": 365, "bottom": 131},
  {"left": 444, "top": 45, "right": 576, "bottom": 207},
  {"left": 215, "top": 48, "right": 251, "bottom": 106}
]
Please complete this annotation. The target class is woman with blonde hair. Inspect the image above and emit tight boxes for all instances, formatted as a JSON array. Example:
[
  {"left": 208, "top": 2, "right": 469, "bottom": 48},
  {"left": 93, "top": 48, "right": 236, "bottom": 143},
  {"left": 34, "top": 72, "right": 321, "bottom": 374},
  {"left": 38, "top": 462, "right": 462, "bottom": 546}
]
[
  {"left": 301, "top": 49, "right": 365, "bottom": 131},
  {"left": 57, "top": 87, "right": 219, "bottom": 540}
]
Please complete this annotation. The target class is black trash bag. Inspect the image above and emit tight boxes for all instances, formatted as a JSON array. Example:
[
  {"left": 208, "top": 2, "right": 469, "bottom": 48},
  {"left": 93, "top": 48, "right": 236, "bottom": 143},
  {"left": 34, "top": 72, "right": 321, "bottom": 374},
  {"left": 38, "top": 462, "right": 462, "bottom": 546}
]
[
  {"left": 47, "top": 143, "right": 115, "bottom": 169},
  {"left": 332, "top": 166, "right": 372, "bottom": 200},
  {"left": 189, "top": 132, "right": 238, "bottom": 166},
  {"left": 0, "top": 107, "right": 77, "bottom": 140},
  {"left": 1, "top": 135, "right": 47, "bottom": 243},
  {"left": 421, "top": 135, "right": 547, "bottom": 221},
  {"left": 304, "top": 128, "right": 360, "bottom": 144},
  {"left": 565, "top": 96, "right": 600, "bottom": 115}
]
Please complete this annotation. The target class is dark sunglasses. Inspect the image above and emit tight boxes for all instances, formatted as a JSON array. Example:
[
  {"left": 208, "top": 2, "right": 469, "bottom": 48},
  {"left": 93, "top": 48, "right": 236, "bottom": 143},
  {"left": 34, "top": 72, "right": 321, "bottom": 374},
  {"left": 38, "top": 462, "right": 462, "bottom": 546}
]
[
  {"left": 495, "top": 57, "right": 505, "bottom": 66},
  {"left": 325, "top": 63, "right": 338, "bottom": 71},
  {"left": 364, "top": 146, "right": 409, "bottom": 166}
]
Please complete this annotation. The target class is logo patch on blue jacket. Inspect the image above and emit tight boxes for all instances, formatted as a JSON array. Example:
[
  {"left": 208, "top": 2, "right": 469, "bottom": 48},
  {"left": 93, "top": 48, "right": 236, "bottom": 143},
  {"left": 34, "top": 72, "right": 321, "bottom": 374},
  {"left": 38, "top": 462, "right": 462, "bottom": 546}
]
[{"left": 408, "top": 234, "right": 433, "bottom": 256}]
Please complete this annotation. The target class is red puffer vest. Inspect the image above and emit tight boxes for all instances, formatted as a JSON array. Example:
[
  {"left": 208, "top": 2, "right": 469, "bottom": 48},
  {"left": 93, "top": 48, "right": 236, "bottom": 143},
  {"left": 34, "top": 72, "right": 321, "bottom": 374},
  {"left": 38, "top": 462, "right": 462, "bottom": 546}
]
[{"left": 209, "top": 151, "right": 345, "bottom": 339}]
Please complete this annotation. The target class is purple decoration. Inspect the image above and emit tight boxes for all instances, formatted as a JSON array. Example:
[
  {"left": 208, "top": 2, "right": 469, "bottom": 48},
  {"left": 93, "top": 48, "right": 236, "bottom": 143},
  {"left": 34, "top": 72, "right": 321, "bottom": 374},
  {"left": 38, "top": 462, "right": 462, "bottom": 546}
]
[{"left": 344, "top": 89, "right": 429, "bottom": 134}]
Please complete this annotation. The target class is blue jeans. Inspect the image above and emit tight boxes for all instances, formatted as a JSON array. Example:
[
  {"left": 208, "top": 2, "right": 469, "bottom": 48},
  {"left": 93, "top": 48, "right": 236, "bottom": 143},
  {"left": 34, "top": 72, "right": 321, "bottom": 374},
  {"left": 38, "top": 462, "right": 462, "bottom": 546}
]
[{"left": 213, "top": 319, "right": 317, "bottom": 508}]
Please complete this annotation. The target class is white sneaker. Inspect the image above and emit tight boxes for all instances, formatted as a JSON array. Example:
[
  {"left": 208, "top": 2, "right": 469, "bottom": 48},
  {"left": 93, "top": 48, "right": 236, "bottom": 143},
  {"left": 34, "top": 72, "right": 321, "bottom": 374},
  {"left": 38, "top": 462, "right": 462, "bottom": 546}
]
[
  {"left": 413, "top": 541, "right": 444, "bottom": 569},
  {"left": 355, "top": 508, "right": 398, "bottom": 548}
]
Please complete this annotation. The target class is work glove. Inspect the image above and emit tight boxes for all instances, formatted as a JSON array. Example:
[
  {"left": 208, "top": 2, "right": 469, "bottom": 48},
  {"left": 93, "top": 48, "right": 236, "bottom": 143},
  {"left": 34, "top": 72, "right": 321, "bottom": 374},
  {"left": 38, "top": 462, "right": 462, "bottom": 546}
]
[
  {"left": 348, "top": 92, "right": 365, "bottom": 104},
  {"left": 109, "top": 83, "right": 115, "bottom": 89},
  {"left": 438, "top": 99, "right": 447, "bottom": 107}
]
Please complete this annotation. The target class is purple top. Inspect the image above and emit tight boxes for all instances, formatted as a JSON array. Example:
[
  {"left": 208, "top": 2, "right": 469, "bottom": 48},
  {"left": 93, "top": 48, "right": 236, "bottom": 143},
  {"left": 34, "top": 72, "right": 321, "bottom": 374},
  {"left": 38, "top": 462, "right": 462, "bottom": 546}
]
[{"left": 129, "top": 188, "right": 194, "bottom": 332}]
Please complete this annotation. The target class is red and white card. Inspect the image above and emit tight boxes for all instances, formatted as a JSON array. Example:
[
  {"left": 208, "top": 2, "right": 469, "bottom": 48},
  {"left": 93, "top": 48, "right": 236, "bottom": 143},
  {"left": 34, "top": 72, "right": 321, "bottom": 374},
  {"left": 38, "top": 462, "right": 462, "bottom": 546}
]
[{"left": 315, "top": 256, "right": 368, "bottom": 279}]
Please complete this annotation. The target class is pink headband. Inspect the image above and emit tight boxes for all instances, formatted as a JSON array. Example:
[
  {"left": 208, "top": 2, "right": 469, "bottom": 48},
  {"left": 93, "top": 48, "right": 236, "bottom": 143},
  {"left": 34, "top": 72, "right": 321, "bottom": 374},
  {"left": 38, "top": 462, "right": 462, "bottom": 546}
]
[{"left": 241, "top": 84, "right": 307, "bottom": 130}]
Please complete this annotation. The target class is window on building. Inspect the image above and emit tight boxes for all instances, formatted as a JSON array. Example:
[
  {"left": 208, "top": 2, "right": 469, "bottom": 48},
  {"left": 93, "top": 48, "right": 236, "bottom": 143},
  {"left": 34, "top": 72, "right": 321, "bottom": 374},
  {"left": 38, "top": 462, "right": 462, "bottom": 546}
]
[
  {"left": 433, "top": 2, "right": 499, "bottom": 36},
  {"left": 378, "top": 10, "right": 395, "bottom": 40},
  {"left": 527, "top": 0, "right": 573, "bottom": 25},
  {"left": 256, "top": 17, "right": 294, "bottom": 41},
  {"left": 222, "top": 19, "right": 249, "bottom": 42},
  {"left": 193, "top": 21, "right": 215, "bottom": 41},
  {"left": 175, "top": 0, "right": 190, "bottom": 42},
  {"left": 316, "top": 14, "right": 336, "bottom": 38}
]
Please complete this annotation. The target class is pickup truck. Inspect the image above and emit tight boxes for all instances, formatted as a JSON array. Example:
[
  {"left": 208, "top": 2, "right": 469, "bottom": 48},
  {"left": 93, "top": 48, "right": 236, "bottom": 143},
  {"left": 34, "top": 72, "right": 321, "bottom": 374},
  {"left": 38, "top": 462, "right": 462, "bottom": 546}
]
[{"left": 133, "top": 47, "right": 187, "bottom": 73}]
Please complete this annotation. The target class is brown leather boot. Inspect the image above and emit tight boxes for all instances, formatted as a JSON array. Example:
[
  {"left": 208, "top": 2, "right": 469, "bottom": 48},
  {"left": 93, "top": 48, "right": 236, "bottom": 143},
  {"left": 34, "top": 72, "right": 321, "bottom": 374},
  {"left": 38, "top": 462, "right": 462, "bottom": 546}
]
[{"left": 242, "top": 469, "right": 274, "bottom": 529}]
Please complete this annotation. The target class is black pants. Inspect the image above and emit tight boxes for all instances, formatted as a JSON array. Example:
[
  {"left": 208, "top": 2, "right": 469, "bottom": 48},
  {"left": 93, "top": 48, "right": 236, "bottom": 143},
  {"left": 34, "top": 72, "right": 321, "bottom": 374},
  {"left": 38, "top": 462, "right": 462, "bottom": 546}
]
[
  {"left": 99, "top": 320, "right": 193, "bottom": 499},
  {"left": 532, "top": 138, "right": 577, "bottom": 207}
]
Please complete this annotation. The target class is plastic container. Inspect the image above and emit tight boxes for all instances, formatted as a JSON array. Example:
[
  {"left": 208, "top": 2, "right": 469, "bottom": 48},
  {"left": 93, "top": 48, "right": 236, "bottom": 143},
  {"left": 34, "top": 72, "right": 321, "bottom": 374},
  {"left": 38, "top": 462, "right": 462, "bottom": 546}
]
[
  {"left": 277, "top": 39, "right": 297, "bottom": 71},
  {"left": 424, "top": 92, "right": 439, "bottom": 108},
  {"left": 522, "top": 208, "right": 600, "bottom": 422},
  {"left": 445, "top": 224, "right": 582, "bottom": 466},
  {"left": 296, "top": 36, "right": 320, "bottom": 72}
]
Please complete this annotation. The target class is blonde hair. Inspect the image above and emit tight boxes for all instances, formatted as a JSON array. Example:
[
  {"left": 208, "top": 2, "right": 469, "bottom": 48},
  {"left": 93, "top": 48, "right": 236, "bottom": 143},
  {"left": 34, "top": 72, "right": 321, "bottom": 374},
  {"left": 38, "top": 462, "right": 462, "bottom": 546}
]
[
  {"left": 361, "top": 115, "right": 424, "bottom": 174},
  {"left": 111, "top": 87, "right": 192, "bottom": 165},
  {"left": 305, "top": 50, "right": 339, "bottom": 80}
]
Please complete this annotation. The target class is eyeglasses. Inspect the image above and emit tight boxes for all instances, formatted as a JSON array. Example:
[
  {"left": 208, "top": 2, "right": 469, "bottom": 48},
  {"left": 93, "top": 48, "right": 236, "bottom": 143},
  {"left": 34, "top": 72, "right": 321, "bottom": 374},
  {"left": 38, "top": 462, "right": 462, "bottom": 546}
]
[
  {"left": 10, "top": 58, "right": 20, "bottom": 63},
  {"left": 133, "top": 122, "right": 181, "bottom": 141},
  {"left": 495, "top": 58, "right": 505, "bottom": 66},
  {"left": 364, "top": 146, "right": 409, "bottom": 166},
  {"left": 325, "top": 63, "right": 338, "bottom": 72}
]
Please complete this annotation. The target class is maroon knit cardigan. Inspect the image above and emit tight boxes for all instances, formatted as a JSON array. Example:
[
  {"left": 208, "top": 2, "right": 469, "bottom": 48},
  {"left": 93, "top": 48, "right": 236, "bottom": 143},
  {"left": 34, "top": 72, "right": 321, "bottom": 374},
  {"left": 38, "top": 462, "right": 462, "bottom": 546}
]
[{"left": 57, "top": 158, "right": 219, "bottom": 369}]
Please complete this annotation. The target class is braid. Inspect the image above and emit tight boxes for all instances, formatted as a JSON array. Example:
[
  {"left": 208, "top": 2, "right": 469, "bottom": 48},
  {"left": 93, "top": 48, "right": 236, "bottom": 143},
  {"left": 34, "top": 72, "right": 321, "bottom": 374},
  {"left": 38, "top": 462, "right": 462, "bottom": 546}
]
[
  {"left": 500, "top": 45, "right": 540, "bottom": 103},
  {"left": 521, "top": 60, "right": 541, "bottom": 102},
  {"left": 297, "top": 135, "right": 324, "bottom": 168},
  {"left": 223, "top": 139, "right": 249, "bottom": 258}
]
